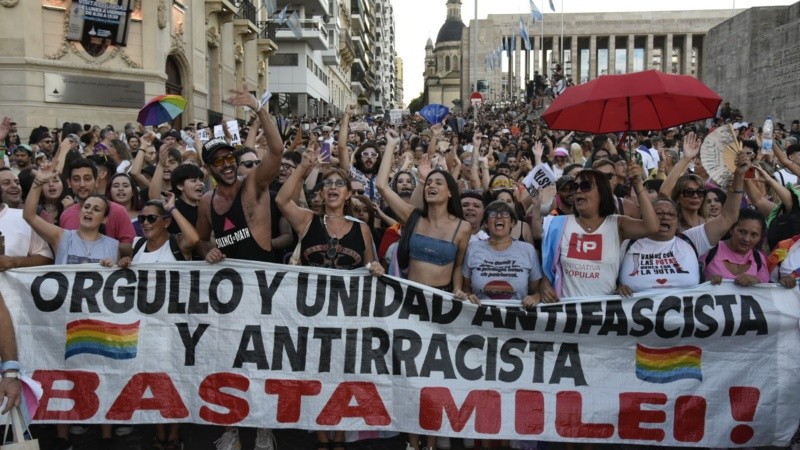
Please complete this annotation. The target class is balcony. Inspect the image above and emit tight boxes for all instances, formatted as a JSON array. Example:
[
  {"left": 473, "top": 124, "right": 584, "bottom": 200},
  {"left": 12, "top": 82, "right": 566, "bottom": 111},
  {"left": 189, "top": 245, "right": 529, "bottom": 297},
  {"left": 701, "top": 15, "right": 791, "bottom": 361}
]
[
  {"left": 234, "top": 0, "right": 256, "bottom": 25},
  {"left": 269, "top": 19, "right": 328, "bottom": 51},
  {"left": 277, "top": 0, "right": 327, "bottom": 17}
]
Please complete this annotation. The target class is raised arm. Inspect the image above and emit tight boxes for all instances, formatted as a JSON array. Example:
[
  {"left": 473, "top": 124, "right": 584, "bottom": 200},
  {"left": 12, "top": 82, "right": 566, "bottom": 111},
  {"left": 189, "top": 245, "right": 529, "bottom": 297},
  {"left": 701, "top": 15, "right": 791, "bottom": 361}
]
[
  {"left": 427, "top": 124, "right": 444, "bottom": 158},
  {"left": 148, "top": 145, "right": 170, "bottom": 200},
  {"left": 659, "top": 132, "right": 699, "bottom": 198},
  {"left": 0, "top": 290, "right": 20, "bottom": 413},
  {"left": 705, "top": 153, "right": 747, "bottom": 245},
  {"left": 243, "top": 112, "right": 260, "bottom": 150},
  {"left": 275, "top": 147, "right": 317, "bottom": 237},
  {"left": 25, "top": 165, "right": 64, "bottom": 250},
  {"left": 619, "top": 163, "right": 659, "bottom": 240},
  {"left": 337, "top": 104, "right": 357, "bottom": 171},
  {"left": 164, "top": 192, "right": 199, "bottom": 255},
  {"left": 376, "top": 130, "right": 415, "bottom": 222}
]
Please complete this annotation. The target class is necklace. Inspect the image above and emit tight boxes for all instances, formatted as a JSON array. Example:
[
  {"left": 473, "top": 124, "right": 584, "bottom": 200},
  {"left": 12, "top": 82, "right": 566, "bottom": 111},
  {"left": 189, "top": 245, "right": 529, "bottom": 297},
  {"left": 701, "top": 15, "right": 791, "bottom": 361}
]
[
  {"left": 577, "top": 216, "right": 599, "bottom": 232},
  {"left": 77, "top": 233, "right": 99, "bottom": 257},
  {"left": 323, "top": 214, "right": 347, "bottom": 238}
]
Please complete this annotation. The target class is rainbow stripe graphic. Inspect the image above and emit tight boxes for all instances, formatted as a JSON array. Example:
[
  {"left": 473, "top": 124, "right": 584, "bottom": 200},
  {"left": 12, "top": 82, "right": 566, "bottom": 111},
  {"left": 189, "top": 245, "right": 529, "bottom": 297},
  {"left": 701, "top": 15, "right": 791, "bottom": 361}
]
[
  {"left": 635, "top": 343, "right": 702, "bottom": 383},
  {"left": 65, "top": 319, "right": 141, "bottom": 360}
]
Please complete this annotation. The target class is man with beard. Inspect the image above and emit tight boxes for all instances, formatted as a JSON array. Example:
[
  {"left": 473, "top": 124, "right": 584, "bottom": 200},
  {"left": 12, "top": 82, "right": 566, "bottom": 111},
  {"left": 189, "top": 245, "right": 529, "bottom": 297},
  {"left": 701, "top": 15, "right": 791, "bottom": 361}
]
[
  {"left": 0, "top": 167, "right": 22, "bottom": 209},
  {"left": 0, "top": 167, "right": 54, "bottom": 270},
  {"left": 339, "top": 105, "right": 383, "bottom": 205},
  {"left": 12, "top": 145, "right": 33, "bottom": 174},
  {"left": 197, "top": 84, "right": 284, "bottom": 264},
  {"left": 550, "top": 175, "right": 575, "bottom": 215}
]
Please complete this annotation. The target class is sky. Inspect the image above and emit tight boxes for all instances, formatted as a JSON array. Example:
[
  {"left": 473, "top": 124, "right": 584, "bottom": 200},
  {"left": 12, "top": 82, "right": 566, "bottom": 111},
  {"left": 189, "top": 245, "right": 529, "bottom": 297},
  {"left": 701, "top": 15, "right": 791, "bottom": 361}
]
[{"left": 391, "top": 0, "right": 796, "bottom": 106}]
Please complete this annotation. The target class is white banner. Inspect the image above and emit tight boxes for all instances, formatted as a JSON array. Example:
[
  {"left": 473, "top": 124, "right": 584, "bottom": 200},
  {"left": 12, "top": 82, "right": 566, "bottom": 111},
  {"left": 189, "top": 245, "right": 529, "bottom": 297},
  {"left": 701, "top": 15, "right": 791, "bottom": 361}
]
[{"left": 2, "top": 261, "right": 800, "bottom": 447}]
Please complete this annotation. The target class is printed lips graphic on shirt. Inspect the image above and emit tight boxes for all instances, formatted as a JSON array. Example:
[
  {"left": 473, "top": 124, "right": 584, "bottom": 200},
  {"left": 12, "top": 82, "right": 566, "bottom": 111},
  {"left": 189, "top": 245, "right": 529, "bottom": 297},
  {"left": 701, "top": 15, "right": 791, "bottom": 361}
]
[
  {"left": 567, "top": 233, "right": 603, "bottom": 260},
  {"left": 484, "top": 280, "right": 514, "bottom": 300}
]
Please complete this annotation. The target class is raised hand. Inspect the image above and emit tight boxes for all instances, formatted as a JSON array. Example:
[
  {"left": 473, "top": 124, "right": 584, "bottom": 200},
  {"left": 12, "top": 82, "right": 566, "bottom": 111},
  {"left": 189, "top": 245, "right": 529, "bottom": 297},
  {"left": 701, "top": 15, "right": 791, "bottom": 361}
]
[
  {"left": 384, "top": 129, "right": 400, "bottom": 146},
  {"left": 682, "top": 132, "right": 701, "bottom": 160},
  {"left": 227, "top": 83, "right": 259, "bottom": 110},
  {"left": 734, "top": 151, "right": 750, "bottom": 176}
]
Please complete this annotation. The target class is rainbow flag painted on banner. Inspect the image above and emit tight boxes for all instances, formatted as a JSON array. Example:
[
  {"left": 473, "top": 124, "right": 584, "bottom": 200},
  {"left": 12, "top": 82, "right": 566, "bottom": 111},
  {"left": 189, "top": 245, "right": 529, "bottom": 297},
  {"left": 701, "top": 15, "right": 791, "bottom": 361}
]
[
  {"left": 635, "top": 343, "right": 702, "bottom": 383},
  {"left": 65, "top": 319, "right": 141, "bottom": 360}
]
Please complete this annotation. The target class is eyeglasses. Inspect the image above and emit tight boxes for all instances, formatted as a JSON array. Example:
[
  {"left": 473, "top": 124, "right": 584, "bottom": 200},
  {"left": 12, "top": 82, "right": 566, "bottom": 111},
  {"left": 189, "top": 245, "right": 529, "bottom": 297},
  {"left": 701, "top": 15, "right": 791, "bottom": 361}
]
[
  {"left": 681, "top": 188, "right": 707, "bottom": 198},
  {"left": 322, "top": 178, "right": 347, "bottom": 188},
  {"left": 654, "top": 210, "right": 678, "bottom": 219},
  {"left": 212, "top": 153, "right": 237, "bottom": 168},
  {"left": 353, "top": 189, "right": 365, "bottom": 195},
  {"left": 39, "top": 139, "right": 53, "bottom": 144},
  {"left": 361, "top": 152, "right": 378, "bottom": 159},
  {"left": 487, "top": 211, "right": 511, "bottom": 219},
  {"left": 568, "top": 180, "right": 594, "bottom": 193},
  {"left": 137, "top": 214, "right": 164, "bottom": 224},
  {"left": 238, "top": 160, "right": 261, "bottom": 169},
  {"left": 281, "top": 163, "right": 296, "bottom": 170}
]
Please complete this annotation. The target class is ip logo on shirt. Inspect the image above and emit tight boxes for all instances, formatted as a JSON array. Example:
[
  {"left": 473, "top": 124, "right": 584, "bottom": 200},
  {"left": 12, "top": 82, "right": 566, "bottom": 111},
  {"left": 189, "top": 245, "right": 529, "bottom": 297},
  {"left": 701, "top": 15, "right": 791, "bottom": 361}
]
[{"left": 567, "top": 233, "right": 603, "bottom": 260}]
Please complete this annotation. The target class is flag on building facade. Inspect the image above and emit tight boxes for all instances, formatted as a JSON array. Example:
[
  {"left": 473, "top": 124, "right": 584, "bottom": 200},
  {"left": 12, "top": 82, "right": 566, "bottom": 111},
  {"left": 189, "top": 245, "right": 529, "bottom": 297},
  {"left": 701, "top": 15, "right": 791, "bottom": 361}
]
[
  {"left": 530, "top": 0, "right": 543, "bottom": 22},
  {"left": 520, "top": 18, "right": 530, "bottom": 51},
  {"left": 275, "top": 5, "right": 288, "bottom": 24},
  {"left": 263, "top": 0, "right": 276, "bottom": 16},
  {"left": 549, "top": 0, "right": 556, "bottom": 11},
  {"left": 286, "top": 11, "right": 303, "bottom": 39}
]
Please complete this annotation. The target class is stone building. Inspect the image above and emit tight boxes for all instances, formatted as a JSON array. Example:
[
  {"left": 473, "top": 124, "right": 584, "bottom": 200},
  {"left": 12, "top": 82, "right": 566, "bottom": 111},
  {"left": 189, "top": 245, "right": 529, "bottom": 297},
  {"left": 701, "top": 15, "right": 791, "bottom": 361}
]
[
  {"left": 460, "top": 9, "right": 738, "bottom": 104},
  {"left": 424, "top": 0, "right": 464, "bottom": 107},
  {"left": 0, "top": 0, "right": 279, "bottom": 135},
  {"left": 704, "top": 2, "right": 800, "bottom": 122},
  {"left": 395, "top": 56, "right": 404, "bottom": 108}
]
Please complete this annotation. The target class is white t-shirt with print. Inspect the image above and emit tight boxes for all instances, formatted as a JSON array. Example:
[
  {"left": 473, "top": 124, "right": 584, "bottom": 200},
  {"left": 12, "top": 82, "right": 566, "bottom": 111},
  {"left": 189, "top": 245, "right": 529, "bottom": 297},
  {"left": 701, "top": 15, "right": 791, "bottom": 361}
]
[
  {"left": 131, "top": 236, "right": 179, "bottom": 263},
  {"left": 560, "top": 215, "right": 620, "bottom": 297},
  {"left": 619, "top": 224, "right": 712, "bottom": 292}
]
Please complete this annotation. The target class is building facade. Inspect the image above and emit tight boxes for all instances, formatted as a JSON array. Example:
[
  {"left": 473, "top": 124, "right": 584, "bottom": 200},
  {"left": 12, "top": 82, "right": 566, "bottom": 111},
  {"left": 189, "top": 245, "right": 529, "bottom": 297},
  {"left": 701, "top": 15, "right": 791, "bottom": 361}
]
[
  {"left": 424, "top": 0, "right": 464, "bottom": 108},
  {"left": 0, "top": 0, "right": 280, "bottom": 135},
  {"left": 368, "top": 0, "right": 397, "bottom": 114},
  {"left": 460, "top": 9, "right": 738, "bottom": 104},
  {"left": 395, "top": 56, "right": 404, "bottom": 109}
]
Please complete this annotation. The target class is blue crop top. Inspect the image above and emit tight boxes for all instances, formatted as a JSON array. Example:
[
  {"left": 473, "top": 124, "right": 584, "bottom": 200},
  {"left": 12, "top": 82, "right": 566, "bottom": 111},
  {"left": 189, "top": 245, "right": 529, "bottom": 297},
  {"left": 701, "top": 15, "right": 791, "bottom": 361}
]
[{"left": 408, "top": 221, "right": 461, "bottom": 266}]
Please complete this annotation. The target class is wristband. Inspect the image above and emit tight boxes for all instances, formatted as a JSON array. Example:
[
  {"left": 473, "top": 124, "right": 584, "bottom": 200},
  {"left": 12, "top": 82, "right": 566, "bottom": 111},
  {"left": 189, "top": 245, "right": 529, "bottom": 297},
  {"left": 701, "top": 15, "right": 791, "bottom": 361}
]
[
  {"left": 1, "top": 361, "right": 21, "bottom": 373},
  {"left": 167, "top": 206, "right": 177, "bottom": 215},
  {"left": 733, "top": 190, "right": 744, "bottom": 194}
]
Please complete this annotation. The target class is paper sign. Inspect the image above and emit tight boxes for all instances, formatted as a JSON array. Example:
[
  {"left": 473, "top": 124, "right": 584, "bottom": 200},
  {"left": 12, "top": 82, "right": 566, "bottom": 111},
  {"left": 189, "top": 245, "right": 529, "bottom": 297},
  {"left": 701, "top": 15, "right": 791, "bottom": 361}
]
[
  {"left": 523, "top": 163, "right": 557, "bottom": 190},
  {"left": 227, "top": 120, "right": 241, "bottom": 145},
  {"left": 197, "top": 128, "right": 210, "bottom": 144},
  {"left": 213, "top": 125, "right": 224, "bottom": 138}
]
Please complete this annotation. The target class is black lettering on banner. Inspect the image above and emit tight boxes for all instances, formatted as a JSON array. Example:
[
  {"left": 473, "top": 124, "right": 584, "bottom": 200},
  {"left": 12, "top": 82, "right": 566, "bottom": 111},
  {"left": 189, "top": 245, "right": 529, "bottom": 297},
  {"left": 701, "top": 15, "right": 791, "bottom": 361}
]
[
  {"left": 176, "top": 323, "right": 209, "bottom": 366},
  {"left": 272, "top": 326, "right": 307, "bottom": 371},
  {"left": 715, "top": 294, "right": 737, "bottom": 336},
  {"left": 681, "top": 296, "right": 695, "bottom": 338},
  {"left": 455, "top": 335, "right": 485, "bottom": 381},
  {"left": 373, "top": 276, "right": 404, "bottom": 317},
  {"left": 103, "top": 269, "right": 136, "bottom": 313},
  {"left": 360, "top": 275, "right": 373, "bottom": 316},
  {"left": 329, "top": 275, "right": 360, "bottom": 317},
  {"left": 578, "top": 301, "right": 603, "bottom": 334},
  {"left": 188, "top": 270, "right": 207, "bottom": 314},
  {"left": 505, "top": 307, "right": 538, "bottom": 331},
  {"left": 344, "top": 328, "right": 358, "bottom": 374},
  {"left": 630, "top": 298, "right": 654, "bottom": 337},
  {"left": 655, "top": 296, "right": 681, "bottom": 338},
  {"left": 233, "top": 325, "right": 268, "bottom": 369},
  {"left": 400, "top": 285, "right": 430, "bottom": 321},
  {"left": 528, "top": 341, "right": 554, "bottom": 383},
  {"left": 312, "top": 328, "right": 343, "bottom": 373},
  {"left": 563, "top": 303, "right": 577, "bottom": 333},
  {"left": 137, "top": 270, "right": 167, "bottom": 314},
  {"left": 254, "top": 270, "right": 285, "bottom": 315},
  {"left": 550, "top": 343, "right": 587, "bottom": 386},
  {"left": 70, "top": 271, "right": 103, "bottom": 313},
  {"left": 472, "top": 305, "right": 505, "bottom": 328},
  {"left": 499, "top": 338, "right": 526, "bottom": 382},
  {"left": 168, "top": 271, "right": 186, "bottom": 314},
  {"left": 209, "top": 268, "right": 242, "bottom": 314},
  {"left": 420, "top": 333, "right": 456, "bottom": 379},
  {"left": 598, "top": 300, "right": 628, "bottom": 336},
  {"left": 296, "top": 273, "right": 326, "bottom": 317},
  {"left": 738, "top": 295, "right": 768, "bottom": 335},
  {"left": 486, "top": 337, "right": 498, "bottom": 381},
  {"left": 392, "top": 329, "right": 421, "bottom": 376},
  {"left": 540, "top": 304, "right": 563, "bottom": 331},
  {"left": 31, "top": 272, "right": 68, "bottom": 312},
  {"left": 431, "top": 293, "right": 461, "bottom": 324},
  {"left": 694, "top": 294, "right": 717, "bottom": 338},
  {"left": 360, "top": 328, "right": 390, "bottom": 375}
]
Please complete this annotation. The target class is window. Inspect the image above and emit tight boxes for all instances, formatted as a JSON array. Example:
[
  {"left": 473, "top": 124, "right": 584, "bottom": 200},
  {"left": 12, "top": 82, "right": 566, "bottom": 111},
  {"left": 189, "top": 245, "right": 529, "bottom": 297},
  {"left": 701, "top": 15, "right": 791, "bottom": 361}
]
[
  {"left": 272, "top": 54, "right": 299, "bottom": 66},
  {"left": 445, "top": 56, "right": 450, "bottom": 71}
]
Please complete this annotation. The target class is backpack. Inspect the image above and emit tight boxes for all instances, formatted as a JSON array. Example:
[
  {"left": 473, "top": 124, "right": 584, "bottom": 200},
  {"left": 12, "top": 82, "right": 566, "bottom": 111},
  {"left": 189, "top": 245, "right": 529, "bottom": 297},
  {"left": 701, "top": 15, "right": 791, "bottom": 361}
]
[
  {"left": 766, "top": 185, "right": 800, "bottom": 250},
  {"left": 132, "top": 235, "right": 187, "bottom": 261},
  {"left": 704, "top": 243, "right": 761, "bottom": 272}
]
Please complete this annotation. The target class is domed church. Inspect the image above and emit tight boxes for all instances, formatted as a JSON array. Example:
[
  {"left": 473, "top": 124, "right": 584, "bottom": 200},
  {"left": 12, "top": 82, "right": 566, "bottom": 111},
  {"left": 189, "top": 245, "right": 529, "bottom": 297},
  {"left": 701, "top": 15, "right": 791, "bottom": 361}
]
[{"left": 424, "top": 0, "right": 465, "bottom": 107}]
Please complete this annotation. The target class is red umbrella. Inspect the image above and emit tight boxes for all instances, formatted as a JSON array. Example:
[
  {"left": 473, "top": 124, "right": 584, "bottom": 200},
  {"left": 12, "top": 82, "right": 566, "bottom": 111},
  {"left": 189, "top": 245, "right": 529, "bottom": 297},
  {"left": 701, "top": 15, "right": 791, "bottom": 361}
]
[{"left": 541, "top": 70, "right": 721, "bottom": 133}]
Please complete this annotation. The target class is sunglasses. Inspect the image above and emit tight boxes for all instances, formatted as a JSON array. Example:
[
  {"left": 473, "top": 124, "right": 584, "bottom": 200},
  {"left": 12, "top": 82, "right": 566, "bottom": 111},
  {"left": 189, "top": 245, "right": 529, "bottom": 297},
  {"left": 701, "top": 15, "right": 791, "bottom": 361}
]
[
  {"left": 568, "top": 180, "right": 594, "bottom": 193},
  {"left": 487, "top": 211, "right": 511, "bottom": 219},
  {"left": 490, "top": 179, "right": 514, "bottom": 189},
  {"left": 137, "top": 214, "right": 165, "bottom": 224},
  {"left": 353, "top": 189, "right": 365, "bottom": 195},
  {"left": 238, "top": 160, "right": 261, "bottom": 169},
  {"left": 601, "top": 172, "right": 615, "bottom": 180},
  {"left": 361, "top": 152, "right": 378, "bottom": 159},
  {"left": 212, "top": 153, "right": 237, "bottom": 168},
  {"left": 322, "top": 178, "right": 347, "bottom": 188},
  {"left": 681, "top": 188, "right": 707, "bottom": 198},
  {"left": 327, "top": 236, "right": 339, "bottom": 261}
]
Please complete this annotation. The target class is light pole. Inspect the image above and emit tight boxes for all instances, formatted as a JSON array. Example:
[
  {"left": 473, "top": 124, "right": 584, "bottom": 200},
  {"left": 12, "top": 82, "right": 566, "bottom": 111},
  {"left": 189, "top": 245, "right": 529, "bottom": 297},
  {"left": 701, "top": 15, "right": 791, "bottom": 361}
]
[{"left": 472, "top": 0, "right": 478, "bottom": 123}]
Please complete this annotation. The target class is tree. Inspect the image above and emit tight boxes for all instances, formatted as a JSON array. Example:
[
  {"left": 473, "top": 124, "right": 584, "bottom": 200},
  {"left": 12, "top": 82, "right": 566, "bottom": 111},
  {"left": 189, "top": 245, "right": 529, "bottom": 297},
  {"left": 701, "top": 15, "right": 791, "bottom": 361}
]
[{"left": 408, "top": 92, "right": 425, "bottom": 114}]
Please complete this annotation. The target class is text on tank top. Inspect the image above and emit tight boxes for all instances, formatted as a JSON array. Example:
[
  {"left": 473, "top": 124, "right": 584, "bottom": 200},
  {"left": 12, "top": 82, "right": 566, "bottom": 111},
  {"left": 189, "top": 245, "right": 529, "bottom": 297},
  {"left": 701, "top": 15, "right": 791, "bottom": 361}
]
[{"left": 210, "top": 187, "right": 276, "bottom": 262}]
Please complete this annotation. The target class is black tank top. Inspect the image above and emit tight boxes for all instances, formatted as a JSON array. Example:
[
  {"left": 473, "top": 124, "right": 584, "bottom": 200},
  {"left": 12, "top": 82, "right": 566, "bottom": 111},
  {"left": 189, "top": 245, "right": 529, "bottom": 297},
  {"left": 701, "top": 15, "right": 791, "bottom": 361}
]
[
  {"left": 301, "top": 215, "right": 365, "bottom": 269},
  {"left": 211, "top": 187, "right": 277, "bottom": 262}
]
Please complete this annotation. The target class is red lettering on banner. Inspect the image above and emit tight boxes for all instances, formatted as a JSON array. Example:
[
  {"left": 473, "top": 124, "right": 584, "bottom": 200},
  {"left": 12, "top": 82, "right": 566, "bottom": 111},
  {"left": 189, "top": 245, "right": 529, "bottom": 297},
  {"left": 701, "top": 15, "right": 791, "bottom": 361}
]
[
  {"left": 515, "top": 390, "right": 545, "bottom": 435},
  {"left": 618, "top": 393, "right": 667, "bottom": 441},
  {"left": 106, "top": 373, "right": 189, "bottom": 420},
  {"left": 33, "top": 370, "right": 99, "bottom": 421},
  {"left": 419, "top": 387, "right": 501, "bottom": 433},
  {"left": 567, "top": 233, "right": 602, "bottom": 260},
  {"left": 317, "top": 382, "right": 391, "bottom": 426},
  {"left": 674, "top": 395, "right": 706, "bottom": 442},
  {"left": 265, "top": 379, "right": 322, "bottom": 423},
  {"left": 729, "top": 387, "right": 760, "bottom": 445},
  {"left": 199, "top": 373, "right": 250, "bottom": 425},
  {"left": 555, "top": 391, "right": 614, "bottom": 438}
]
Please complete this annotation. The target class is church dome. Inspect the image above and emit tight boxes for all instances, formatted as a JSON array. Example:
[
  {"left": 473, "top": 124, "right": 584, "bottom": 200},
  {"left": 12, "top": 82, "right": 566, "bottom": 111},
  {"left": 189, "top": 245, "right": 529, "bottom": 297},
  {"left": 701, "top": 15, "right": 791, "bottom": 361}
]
[{"left": 435, "top": 19, "right": 465, "bottom": 44}]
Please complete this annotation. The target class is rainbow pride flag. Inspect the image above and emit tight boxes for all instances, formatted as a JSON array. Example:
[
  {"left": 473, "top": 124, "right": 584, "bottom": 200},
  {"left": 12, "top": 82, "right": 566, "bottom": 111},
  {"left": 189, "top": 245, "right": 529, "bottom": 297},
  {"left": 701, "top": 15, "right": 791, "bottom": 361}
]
[
  {"left": 65, "top": 319, "right": 141, "bottom": 360},
  {"left": 635, "top": 343, "right": 702, "bottom": 383}
]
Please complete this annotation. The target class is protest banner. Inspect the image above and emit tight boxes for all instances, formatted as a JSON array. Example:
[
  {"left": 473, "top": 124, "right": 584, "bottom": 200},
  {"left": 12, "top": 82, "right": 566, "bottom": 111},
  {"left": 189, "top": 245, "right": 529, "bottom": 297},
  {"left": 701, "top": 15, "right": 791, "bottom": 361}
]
[{"left": 1, "top": 261, "right": 799, "bottom": 446}]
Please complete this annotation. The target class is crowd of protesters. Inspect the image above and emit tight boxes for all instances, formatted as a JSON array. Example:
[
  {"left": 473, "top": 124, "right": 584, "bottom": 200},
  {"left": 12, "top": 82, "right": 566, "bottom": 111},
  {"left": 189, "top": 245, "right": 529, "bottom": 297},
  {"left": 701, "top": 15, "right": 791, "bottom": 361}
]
[{"left": 1, "top": 84, "right": 800, "bottom": 450}]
